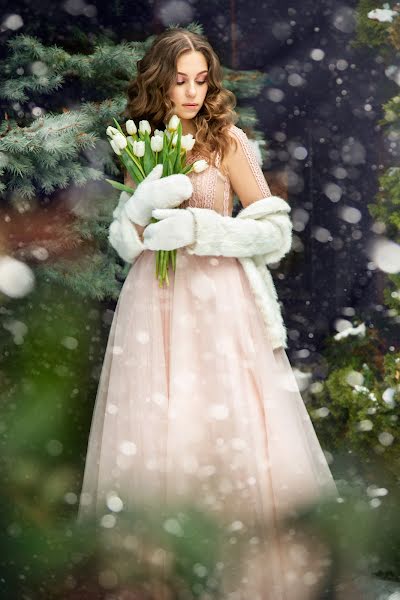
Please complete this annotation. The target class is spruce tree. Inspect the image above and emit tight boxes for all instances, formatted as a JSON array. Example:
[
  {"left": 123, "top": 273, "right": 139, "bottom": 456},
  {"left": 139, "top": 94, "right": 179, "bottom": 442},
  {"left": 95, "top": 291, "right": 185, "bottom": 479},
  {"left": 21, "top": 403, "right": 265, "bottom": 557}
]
[{"left": 0, "top": 23, "right": 270, "bottom": 300}]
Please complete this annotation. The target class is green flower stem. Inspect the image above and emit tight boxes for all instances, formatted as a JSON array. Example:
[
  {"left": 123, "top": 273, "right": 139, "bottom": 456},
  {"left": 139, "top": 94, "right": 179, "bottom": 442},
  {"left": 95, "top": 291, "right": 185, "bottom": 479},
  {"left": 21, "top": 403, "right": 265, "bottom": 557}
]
[
  {"left": 172, "top": 249, "right": 176, "bottom": 272},
  {"left": 162, "top": 251, "right": 167, "bottom": 283},
  {"left": 158, "top": 260, "right": 162, "bottom": 287},
  {"left": 166, "top": 251, "right": 170, "bottom": 282},
  {"left": 156, "top": 249, "right": 160, "bottom": 278},
  {"left": 158, "top": 251, "right": 161, "bottom": 283},
  {"left": 153, "top": 236, "right": 178, "bottom": 288},
  {"left": 165, "top": 261, "right": 170, "bottom": 285},
  {"left": 160, "top": 251, "right": 164, "bottom": 284},
  {"left": 158, "top": 251, "right": 164, "bottom": 288},
  {"left": 124, "top": 147, "right": 146, "bottom": 179}
]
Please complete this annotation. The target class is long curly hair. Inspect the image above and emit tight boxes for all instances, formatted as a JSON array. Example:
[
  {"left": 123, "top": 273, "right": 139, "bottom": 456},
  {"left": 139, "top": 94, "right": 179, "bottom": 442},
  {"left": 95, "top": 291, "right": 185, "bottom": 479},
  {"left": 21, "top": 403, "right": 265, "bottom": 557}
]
[{"left": 124, "top": 27, "right": 239, "bottom": 168}]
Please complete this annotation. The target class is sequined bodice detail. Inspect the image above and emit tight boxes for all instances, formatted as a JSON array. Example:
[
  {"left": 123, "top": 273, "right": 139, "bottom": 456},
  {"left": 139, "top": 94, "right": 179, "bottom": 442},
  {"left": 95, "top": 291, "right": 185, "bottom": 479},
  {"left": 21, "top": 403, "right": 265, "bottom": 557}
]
[
  {"left": 180, "top": 125, "right": 272, "bottom": 217},
  {"left": 180, "top": 149, "right": 233, "bottom": 217}
]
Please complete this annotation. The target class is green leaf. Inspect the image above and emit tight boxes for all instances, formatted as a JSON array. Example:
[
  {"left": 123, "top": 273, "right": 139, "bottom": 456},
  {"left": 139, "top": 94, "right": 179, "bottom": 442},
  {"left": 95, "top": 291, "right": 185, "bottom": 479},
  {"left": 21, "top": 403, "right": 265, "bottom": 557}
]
[
  {"left": 112, "top": 118, "right": 125, "bottom": 137},
  {"left": 120, "top": 152, "right": 143, "bottom": 184},
  {"left": 173, "top": 121, "right": 183, "bottom": 172},
  {"left": 105, "top": 179, "right": 135, "bottom": 193},
  {"left": 168, "top": 134, "right": 179, "bottom": 173},
  {"left": 143, "top": 131, "right": 155, "bottom": 176},
  {"left": 161, "top": 133, "right": 169, "bottom": 176},
  {"left": 167, "top": 156, "right": 173, "bottom": 176}
]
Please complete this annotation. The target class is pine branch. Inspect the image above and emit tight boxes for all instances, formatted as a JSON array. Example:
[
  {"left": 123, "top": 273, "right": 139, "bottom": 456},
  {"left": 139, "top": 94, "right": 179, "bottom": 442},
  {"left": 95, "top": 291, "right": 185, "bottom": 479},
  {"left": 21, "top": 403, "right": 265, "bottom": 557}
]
[
  {"left": 0, "top": 26, "right": 273, "bottom": 301},
  {"left": 0, "top": 35, "right": 143, "bottom": 102},
  {"left": 35, "top": 251, "right": 125, "bottom": 301},
  {"left": 223, "top": 67, "right": 269, "bottom": 99}
]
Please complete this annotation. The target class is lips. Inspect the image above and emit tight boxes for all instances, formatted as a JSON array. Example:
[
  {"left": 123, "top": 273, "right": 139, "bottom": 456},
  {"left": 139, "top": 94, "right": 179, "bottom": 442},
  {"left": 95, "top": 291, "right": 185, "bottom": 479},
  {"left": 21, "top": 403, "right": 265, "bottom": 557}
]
[{"left": 183, "top": 104, "right": 198, "bottom": 107}]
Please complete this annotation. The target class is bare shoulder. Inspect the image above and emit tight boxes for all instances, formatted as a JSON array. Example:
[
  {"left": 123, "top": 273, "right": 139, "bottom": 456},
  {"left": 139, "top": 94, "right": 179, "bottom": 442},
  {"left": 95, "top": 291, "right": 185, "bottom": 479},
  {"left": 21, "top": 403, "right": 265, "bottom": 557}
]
[
  {"left": 225, "top": 124, "right": 249, "bottom": 156},
  {"left": 227, "top": 124, "right": 244, "bottom": 136},
  {"left": 217, "top": 125, "right": 238, "bottom": 176},
  {"left": 227, "top": 124, "right": 246, "bottom": 141},
  {"left": 221, "top": 124, "right": 247, "bottom": 171}
]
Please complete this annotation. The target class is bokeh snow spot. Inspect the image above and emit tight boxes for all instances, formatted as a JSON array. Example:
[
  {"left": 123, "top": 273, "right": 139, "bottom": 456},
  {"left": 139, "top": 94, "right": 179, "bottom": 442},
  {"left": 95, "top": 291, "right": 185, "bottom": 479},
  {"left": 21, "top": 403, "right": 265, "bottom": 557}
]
[
  {"left": 0, "top": 256, "right": 35, "bottom": 298},
  {"left": 208, "top": 403, "right": 230, "bottom": 420},
  {"left": 189, "top": 272, "right": 216, "bottom": 302},
  {"left": 119, "top": 440, "right": 137, "bottom": 456},
  {"left": 136, "top": 330, "right": 150, "bottom": 344}
]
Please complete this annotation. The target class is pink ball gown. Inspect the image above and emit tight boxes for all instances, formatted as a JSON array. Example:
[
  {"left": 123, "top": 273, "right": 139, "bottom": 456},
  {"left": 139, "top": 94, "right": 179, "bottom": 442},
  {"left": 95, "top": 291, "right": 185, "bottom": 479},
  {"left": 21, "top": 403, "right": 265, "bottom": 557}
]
[{"left": 77, "top": 125, "right": 338, "bottom": 599}]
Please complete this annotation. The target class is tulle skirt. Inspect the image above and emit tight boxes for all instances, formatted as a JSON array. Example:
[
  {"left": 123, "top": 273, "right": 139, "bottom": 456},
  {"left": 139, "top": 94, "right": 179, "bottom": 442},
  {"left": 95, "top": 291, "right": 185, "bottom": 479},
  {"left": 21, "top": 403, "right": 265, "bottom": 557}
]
[{"left": 77, "top": 248, "right": 338, "bottom": 599}]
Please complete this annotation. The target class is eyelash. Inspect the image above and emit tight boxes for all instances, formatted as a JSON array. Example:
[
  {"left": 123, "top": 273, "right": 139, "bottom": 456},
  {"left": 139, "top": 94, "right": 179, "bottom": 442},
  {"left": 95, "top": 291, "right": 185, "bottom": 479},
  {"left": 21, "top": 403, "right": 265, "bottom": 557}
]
[{"left": 176, "top": 81, "right": 207, "bottom": 86}]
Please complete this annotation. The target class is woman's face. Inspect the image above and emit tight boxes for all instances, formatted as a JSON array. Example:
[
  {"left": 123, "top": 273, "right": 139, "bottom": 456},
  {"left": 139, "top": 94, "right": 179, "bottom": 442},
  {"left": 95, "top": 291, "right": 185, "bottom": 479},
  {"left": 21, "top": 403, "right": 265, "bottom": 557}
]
[{"left": 167, "top": 51, "right": 209, "bottom": 123}]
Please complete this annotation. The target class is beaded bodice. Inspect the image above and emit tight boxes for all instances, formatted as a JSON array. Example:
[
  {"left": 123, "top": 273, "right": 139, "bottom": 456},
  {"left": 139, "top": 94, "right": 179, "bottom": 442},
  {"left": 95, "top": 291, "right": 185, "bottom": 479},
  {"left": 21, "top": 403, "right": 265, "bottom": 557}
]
[
  {"left": 180, "top": 125, "right": 271, "bottom": 217},
  {"left": 181, "top": 148, "right": 233, "bottom": 217}
]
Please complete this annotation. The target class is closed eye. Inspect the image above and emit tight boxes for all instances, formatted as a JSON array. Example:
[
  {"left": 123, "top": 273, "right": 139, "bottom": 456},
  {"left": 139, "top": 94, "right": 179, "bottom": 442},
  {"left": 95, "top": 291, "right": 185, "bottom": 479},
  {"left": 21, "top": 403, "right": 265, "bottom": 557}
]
[{"left": 176, "top": 81, "right": 207, "bottom": 86}]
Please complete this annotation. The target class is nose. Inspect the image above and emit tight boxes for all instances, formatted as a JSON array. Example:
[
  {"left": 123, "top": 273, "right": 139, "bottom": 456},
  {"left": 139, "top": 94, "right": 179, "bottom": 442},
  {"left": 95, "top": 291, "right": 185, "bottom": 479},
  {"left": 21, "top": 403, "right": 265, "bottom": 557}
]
[{"left": 186, "top": 82, "right": 196, "bottom": 97}]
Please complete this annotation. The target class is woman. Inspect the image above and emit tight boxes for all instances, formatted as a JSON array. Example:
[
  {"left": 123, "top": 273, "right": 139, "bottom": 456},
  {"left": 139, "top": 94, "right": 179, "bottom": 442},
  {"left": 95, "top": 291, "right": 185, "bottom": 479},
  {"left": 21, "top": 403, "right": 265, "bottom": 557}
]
[{"left": 78, "top": 27, "right": 338, "bottom": 599}]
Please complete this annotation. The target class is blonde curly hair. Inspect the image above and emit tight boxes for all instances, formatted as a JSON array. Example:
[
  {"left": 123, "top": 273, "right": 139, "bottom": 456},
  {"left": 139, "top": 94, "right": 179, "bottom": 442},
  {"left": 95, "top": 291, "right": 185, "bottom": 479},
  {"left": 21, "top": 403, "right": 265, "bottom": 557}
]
[{"left": 124, "top": 27, "right": 240, "bottom": 167}]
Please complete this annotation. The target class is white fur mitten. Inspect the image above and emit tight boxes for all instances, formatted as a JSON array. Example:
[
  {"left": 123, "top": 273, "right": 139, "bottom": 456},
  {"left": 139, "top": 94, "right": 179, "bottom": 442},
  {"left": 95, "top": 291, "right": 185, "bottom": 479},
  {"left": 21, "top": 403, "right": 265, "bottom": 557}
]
[
  {"left": 124, "top": 164, "right": 193, "bottom": 227},
  {"left": 108, "top": 205, "right": 145, "bottom": 264},
  {"left": 143, "top": 208, "right": 195, "bottom": 251},
  {"left": 183, "top": 196, "right": 293, "bottom": 263}
]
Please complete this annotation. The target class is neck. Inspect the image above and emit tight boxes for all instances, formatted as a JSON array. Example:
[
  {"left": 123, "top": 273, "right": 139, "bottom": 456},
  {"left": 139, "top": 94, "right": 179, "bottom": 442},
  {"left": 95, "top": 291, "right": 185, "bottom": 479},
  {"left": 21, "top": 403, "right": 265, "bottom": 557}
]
[
  {"left": 180, "top": 118, "right": 197, "bottom": 137},
  {"left": 162, "top": 117, "right": 197, "bottom": 137}
]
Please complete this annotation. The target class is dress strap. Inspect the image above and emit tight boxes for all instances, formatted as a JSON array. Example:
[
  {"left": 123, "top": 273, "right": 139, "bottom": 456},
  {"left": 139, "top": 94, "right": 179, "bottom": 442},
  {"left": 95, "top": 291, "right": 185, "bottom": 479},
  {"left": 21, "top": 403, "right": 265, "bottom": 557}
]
[
  {"left": 223, "top": 179, "right": 231, "bottom": 216},
  {"left": 214, "top": 150, "right": 231, "bottom": 216}
]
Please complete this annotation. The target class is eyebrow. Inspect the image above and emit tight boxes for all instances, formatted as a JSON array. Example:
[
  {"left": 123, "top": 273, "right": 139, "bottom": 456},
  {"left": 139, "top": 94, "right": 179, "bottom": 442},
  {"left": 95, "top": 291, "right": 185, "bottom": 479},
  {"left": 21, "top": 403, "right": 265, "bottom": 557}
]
[{"left": 177, "top": 70, "right": 208, "bottom": 76}]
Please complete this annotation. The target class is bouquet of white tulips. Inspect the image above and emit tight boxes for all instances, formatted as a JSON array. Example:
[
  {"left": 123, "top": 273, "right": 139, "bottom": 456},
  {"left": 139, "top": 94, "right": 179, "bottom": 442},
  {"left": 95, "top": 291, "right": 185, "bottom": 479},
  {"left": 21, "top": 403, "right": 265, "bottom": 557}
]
[{"left": 106, "top": 115, "right": 208, "bottom": 287}]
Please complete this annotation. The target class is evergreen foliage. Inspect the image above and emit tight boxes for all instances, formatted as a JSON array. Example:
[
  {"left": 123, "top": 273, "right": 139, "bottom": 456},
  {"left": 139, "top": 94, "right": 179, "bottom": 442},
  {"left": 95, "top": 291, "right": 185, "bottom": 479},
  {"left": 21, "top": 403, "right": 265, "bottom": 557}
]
[{"left": 0, "top": 26, "right": 269, "bottom": 299}]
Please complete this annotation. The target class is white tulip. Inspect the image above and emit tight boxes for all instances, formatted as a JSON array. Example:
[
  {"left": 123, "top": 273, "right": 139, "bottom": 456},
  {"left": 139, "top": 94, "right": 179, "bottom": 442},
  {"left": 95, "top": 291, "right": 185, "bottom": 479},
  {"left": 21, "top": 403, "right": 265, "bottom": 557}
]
[
  {"left": 171, "top": 133, "right": 178, "bottom": 147},
  {"left": 181, "top": 134, "right": 195, "bottom": 151},
  {"left": 113, "top": 132, "right": 127, "bottom": 150},
  {"left": 151, "top": 135, "right": 163, "bottom": 152},
  {"left": 126, "top": 136, "right": 135, "bottom": 146},
  {"left": 126, "top": 119, "right": 137, "bottom": 135},
  {"left": 106, "top": 126, "right": 119, "bottom": 138},
  {"left": 110, "top": 139, "right": 121, "bottom": 155},
  {"left": 168, "top": 115, "right": 180, "bottom": 131},
  {"left": 133, "top": 140, "right": 145, "bottom": 157},
  {"left": 154, "top": 129, "right": 164, "bottom": 137},
  {"left": 193, "top": 159, "right": 208, "bottom": 173},
  {"left": 138, "top": 120, "right": 151, "bottom": 135}
]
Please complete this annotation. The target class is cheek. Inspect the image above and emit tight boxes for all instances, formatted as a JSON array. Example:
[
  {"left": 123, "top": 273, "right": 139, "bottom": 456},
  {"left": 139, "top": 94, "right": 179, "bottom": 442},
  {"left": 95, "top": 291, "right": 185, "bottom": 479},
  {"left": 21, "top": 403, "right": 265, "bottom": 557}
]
[
  {"left": 167, "top": 86, "right": 179, "bottom": 102},
  {"left": 172, "top": 87, "right": 186, "bottom": 103}
]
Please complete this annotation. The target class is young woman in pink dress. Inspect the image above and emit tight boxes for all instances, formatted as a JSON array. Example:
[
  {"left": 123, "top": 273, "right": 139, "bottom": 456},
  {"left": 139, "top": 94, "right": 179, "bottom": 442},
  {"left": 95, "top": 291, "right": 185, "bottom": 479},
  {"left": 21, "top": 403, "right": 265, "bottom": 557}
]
[{"left": 78, "top": 27, "right": 339, "bottom": 599}]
